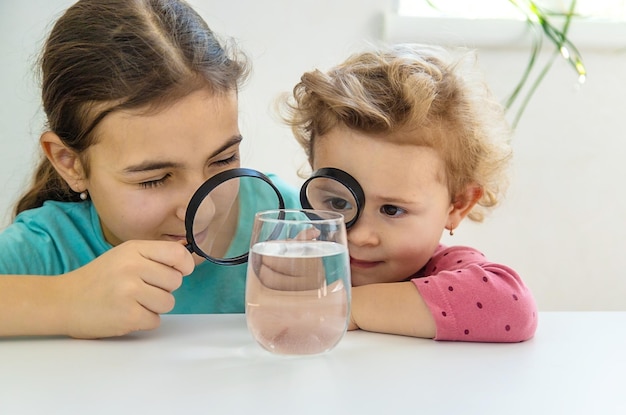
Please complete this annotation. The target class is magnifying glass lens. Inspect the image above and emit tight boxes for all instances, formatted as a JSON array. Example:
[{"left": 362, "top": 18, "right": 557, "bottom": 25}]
[
  {"left": 302, "top": 177, "right": 358, "bottom": 224},
  {"left": 186, "top": 169, "right": 284, "bottom": 265},
  {"left": 190, "top": 177, "right": 240, "bottom": 260}
]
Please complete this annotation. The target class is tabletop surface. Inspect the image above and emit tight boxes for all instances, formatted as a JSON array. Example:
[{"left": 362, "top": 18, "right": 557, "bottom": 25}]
[{"left": 1, "top": 311, "right": 625, "bottom": 415}]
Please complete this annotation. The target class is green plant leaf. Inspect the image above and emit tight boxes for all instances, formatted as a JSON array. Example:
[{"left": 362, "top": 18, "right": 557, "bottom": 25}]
[{"left": 506, "top": 0, "right": 586, "bottom": 128}]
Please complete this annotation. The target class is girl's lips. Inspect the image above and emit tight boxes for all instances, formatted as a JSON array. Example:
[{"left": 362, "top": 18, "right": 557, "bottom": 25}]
[
  {"left": 165, "top": 234, "right": 187, "bottom": 243},
  {"left": 191, "top": 227, "right": 209, "bottom": 245},
  {"left": 350, "top": 257, "right": 383, "bottom": 269},
  {"left": 166, "top": 227, "right": 208, "bottom": 245}
]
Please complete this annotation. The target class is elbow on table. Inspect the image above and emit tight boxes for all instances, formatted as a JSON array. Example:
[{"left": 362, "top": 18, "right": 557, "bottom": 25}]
[
  {"left": 433, "top": 295, "right": 538, "bottom": 343},
  {"left": 485, "top": 296, "right": 539, "bottom": 343}
]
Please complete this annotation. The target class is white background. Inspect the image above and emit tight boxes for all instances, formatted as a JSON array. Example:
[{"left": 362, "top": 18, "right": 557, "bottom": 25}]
[{"left": 1, "top": 0, "right": 625, "bottom": 311}]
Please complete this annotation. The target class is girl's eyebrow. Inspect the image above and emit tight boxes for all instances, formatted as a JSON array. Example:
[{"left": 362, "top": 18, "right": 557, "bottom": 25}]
[{"left": 122, "top": 135, "right": 243, "bottom": 173}]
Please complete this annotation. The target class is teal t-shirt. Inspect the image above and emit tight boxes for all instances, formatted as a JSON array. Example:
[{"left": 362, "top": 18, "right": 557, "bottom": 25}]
[{"left": 0, "top": 173, "right": 301, "bottom": 313}]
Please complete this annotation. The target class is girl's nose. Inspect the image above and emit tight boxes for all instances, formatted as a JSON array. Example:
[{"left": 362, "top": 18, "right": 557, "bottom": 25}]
[
  {"left": 177, "top": 175, "right": 212, "bottom": 222},
  {"left": 190, "top": 193, "right": 217, "bottom": 230},
  {"left": 176, "top": 204, "right": 187, "bottom": 222},
  {"left": 347, "top": 214, "right": 379, "bottom": 247}
]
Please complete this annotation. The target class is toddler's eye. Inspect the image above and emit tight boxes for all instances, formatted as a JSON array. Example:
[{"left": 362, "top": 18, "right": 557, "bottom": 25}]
[
  {"left": 380, "top": 205, "right": 405, "bottom": 217},
  {"left": 326, "top": 197, "right": 352, "bottom": 211}
]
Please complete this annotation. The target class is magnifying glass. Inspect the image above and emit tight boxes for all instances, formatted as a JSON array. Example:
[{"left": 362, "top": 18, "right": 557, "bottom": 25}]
[
  {"left": 299, "top": 167, "right": 365, "bottom": 230},
  {"left": 184, "top": 168, "right": 285, "bottom": 265}
]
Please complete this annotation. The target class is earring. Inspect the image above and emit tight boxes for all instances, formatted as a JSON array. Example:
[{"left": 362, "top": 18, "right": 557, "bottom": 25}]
[
  {"left": 448, "top": 224, "right": 455, "bottom": 236},
  {"left": 79, "top": 191, "right": 88, "bottom": 201}
]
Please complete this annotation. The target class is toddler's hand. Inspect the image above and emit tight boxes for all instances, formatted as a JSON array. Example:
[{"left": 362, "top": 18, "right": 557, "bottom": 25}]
[{"left": 348, "top": 313, "right": 359, "bottom": 331}]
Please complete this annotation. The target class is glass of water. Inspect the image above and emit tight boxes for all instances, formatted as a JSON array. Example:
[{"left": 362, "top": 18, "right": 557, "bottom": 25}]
[{"left": 245, "top": 209, "right": 351, "bottom": 355}]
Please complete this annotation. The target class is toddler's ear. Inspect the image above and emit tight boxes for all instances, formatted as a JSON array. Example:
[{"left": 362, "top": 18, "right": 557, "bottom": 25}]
[
  {"left": 40, "top": 131, "right": 87, "bottom": 192},
  {"left": 447, "top": 184, "right": 483, "bottom": 228}
]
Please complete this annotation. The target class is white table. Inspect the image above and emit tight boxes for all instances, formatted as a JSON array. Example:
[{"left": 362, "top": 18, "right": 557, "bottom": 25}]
[{"left": 1, "top": 312, "right": 625, "bottom": 415}]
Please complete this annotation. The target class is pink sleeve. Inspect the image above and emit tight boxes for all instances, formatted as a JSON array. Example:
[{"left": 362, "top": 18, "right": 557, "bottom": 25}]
[{"left": 412, "top": 245, "right": 537, "bottom": 342}]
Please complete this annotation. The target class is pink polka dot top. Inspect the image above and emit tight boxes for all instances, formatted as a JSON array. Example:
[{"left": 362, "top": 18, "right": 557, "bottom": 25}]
[{"left": 412, "top": 245, "right": 538, "bottom": 342}]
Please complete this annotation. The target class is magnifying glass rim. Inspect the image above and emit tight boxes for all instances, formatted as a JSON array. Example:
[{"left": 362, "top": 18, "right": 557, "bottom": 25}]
[
  {"left": 185, "top": 167, "right": 286, "bottom": 265},
  {"left": 299, "top": 167, "right": 365, "bottom": 229}
]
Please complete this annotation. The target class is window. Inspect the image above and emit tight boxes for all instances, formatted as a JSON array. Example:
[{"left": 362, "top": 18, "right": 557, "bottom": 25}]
[{"left": 385, "top": 0, "right": 626, "bottom": 49}]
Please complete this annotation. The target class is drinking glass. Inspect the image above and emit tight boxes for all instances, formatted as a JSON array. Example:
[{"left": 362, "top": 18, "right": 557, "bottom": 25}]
[{"left": 245, "top": 209, "right": 351, "bottom": 355}]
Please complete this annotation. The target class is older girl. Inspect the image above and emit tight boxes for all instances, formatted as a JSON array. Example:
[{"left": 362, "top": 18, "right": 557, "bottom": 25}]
[{"left": 0, "top": 0, "right": 299, "bottom": 338}]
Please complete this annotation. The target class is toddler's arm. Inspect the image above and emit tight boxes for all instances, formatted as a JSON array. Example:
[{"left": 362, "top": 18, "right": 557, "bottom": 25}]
[
  {"left": 413, "top": 245, "right": 537, "bottom": 342},
  {"left": 350, "top": 245, "right": 537, "bottom": 342},
  {"left": 349, "top": 281, "right": 436, "bottom": 338}
]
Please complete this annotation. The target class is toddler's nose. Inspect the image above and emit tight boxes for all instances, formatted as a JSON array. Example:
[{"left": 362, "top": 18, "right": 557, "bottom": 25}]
[{"left": 347, "top": 216, "right": 379, "bottom": 247}]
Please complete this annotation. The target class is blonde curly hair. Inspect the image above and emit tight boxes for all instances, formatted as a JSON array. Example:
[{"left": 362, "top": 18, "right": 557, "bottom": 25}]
[{"left": 281, "top": 43, "right": 512, "bottom": 222}]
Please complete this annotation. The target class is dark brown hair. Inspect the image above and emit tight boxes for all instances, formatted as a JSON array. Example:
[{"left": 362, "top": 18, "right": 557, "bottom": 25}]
[{"left": 14, "top": 0, "right": 249, "bottom": 217}]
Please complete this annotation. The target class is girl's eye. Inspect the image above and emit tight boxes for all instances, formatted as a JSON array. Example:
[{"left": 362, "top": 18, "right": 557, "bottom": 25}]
[
  {"left": 139, "top": 173, "right": 172, "bottom": 189},
  {"left": 380, "top": 205, "right": 405, "bottom": 217},
  {"left": 213, "top": 153, "right": 239, "bottom": 167}
]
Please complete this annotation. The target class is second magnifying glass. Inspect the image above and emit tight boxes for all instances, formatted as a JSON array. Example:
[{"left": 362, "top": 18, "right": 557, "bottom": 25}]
[{"left": 299, "top": 167, "right": 365, "bottom": 230}]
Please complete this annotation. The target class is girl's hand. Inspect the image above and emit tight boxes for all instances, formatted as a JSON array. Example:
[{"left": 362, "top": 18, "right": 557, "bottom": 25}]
[{"left": 59, "top": 240, "right": 194, "bottom": 339}]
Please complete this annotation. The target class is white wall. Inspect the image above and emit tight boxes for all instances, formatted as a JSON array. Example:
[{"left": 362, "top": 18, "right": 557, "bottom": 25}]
[{"left": 1, "top": 0, "right": 625, "bottom": 311}]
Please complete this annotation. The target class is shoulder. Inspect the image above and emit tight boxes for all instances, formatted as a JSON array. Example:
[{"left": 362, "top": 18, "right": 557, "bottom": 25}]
[
  {"left": 414, "top": 244, "right": 537, "bottom": 342},
  {"left": 265, "top": 173, "right": 301, "bottom": 209},
  {"left": 265, "top": 173, "right": 298, "bottom": 193},
  {"left": 17, "top": 200, "right": 93, "bottom": 216},
  {"left": 0, "top": 201, "right": 108, "bottom": 274},
  {"left": 418, "top": 243, "right": 524, "bottom": 287},
  {"left": 12, "top": 201, "right": 99, "bottom": 236},
  {"left": 425, "top": 244, "right": 488, "bottom": 272},
  {"left": 234, "top": 172, "right": 301, "bottom": 219}
]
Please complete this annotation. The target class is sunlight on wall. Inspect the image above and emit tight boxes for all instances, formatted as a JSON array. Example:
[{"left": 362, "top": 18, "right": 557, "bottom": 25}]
[{"left": 397, "top": 0, "right": 626, "bottom": 20}]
